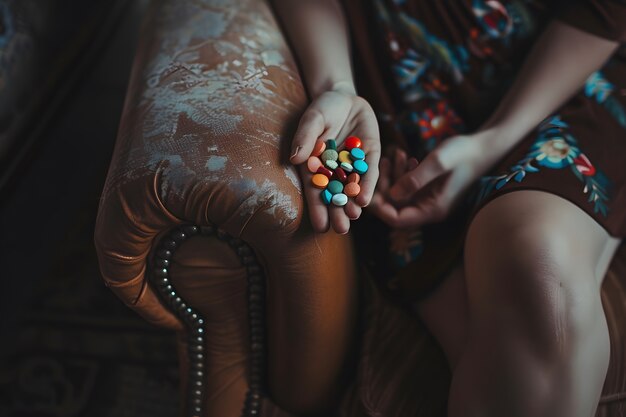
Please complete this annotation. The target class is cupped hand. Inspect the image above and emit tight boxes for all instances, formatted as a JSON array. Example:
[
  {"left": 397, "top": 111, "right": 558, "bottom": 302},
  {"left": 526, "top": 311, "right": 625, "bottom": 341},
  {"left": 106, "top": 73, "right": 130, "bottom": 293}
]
[
  {"left": 290, "top": 89, "right": 381, "bottom": 234},
  {"left": 370, "top": 135, "right": 487, "bottom": 228}
]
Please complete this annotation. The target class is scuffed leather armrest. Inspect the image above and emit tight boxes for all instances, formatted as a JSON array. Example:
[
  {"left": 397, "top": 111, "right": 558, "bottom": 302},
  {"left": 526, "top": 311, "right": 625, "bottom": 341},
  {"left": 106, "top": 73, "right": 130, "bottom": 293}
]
[
  {"left": 94, "top": 0, "right": 309, "bottom": 328},
  {"left": 95, "top": 1, "right": 358, "bottom": 412}
]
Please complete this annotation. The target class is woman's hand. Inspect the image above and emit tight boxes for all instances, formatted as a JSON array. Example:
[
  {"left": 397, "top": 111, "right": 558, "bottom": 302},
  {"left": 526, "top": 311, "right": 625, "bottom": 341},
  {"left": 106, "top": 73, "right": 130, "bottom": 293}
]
[
  {"left": 371, "top": 134, "right": 491, "bottom": 228},
  {"left": 290, "top": 88, "right": 381, "bottom": 234}
]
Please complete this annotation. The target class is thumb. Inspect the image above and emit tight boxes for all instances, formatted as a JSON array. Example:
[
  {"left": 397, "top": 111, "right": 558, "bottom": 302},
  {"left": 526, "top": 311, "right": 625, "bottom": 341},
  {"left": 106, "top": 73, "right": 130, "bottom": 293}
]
[{"left": 290, "top": 108, "right": 325, "bottom": 164}]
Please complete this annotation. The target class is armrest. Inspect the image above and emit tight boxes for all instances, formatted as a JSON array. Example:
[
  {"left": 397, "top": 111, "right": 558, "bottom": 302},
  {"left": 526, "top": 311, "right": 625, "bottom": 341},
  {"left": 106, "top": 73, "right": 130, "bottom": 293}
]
[
  {"left": 95, "top": 0, "right": 308, "bottom": 329},
  {"left": 95, "top": 0, "right": 358, "bottom": 413}
]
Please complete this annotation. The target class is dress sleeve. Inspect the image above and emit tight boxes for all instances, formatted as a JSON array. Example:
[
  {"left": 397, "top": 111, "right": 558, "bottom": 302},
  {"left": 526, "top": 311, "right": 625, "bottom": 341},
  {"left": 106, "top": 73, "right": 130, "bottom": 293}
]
[{"left": 555, "top": 0, "right": 626, "bottom": 42}]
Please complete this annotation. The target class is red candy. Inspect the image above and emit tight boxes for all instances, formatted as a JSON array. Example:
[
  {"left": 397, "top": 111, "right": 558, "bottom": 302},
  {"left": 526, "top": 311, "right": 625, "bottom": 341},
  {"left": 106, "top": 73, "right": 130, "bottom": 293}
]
[
  {"left": 334, "top": 167, "right": 347, "bottom": 182},
  {"left": 345, "top": 136, "right": 362, "bottom": 150},
  {"left": 316, "top": 166, "right": 333, "bottom": 178}
]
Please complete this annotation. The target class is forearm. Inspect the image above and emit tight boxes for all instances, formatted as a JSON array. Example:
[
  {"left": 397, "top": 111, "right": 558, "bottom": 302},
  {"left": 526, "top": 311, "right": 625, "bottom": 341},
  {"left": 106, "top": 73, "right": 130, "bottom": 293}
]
[
  {"left": 271, "top": 0, "right": 356, "bottom": 97},
  {"left": 479, "top": 20, "right": 619, "bottom": 159}
]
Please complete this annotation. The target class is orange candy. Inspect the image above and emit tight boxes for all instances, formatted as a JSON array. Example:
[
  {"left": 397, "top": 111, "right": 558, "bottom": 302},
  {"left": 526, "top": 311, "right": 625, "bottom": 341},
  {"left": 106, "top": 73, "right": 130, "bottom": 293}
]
[
  {"left": 347, "top": 173, "right": 360, "bottom": 184},
  {"left": 307, "top": 156, "right": 323, "bottom": 173},
  {"left": 311, "top": 173, "right": 330, "bottom": 189},
  {"left": 312, "top": 140, "right": 326, "bottom": 157},
  {"left": 344, "top": 182, "right": 361, "bottom": 197},
  {"left": 345, "top": 136, "right": 362, "bottom": 150}
]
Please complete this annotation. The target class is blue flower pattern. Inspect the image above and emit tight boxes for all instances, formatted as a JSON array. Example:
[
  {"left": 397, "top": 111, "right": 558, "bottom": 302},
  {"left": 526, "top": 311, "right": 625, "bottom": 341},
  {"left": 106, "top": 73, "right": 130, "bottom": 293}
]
[
  {"left": 374, "top": 0, "right": 624, "bottom": 269},
  {"left": 585, "top": 70, "right": 626, "bottom": 129},
  {"left": 477, "top": 115, "right": 613, "bottom": 216}
]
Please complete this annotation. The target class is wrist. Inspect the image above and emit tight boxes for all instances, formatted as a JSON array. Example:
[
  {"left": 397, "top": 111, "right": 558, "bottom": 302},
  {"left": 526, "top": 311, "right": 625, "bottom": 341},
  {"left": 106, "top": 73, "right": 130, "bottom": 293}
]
[
  {"left": 471, "top": 125, "right": 521, "bottom": 168},
  {"left": 310, "top": 79, "right": 357, "bottom": 98}
]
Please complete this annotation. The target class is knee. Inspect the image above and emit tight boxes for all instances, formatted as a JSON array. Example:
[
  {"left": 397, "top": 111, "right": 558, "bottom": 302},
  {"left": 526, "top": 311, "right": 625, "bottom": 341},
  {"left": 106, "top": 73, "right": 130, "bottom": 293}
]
[
  {"left": 466, "top": 218, "right": 605, "bottom": 362},
  {"left": 495, "top": 280, "right": 606, "bottom": 366}
]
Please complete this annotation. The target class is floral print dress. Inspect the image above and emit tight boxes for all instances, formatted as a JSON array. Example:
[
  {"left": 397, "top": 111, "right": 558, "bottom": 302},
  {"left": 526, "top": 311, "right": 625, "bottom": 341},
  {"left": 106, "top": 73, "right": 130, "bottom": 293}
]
[{"left": 343, "top": 0, "right": 626, "bottom": 302}]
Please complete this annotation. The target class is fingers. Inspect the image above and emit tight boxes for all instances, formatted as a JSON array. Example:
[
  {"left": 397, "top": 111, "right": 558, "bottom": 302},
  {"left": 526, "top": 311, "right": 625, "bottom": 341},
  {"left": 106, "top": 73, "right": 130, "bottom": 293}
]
[
  {"left": 369, "top": 191, "right": 400, "bottom": 226},
  {"left": 388, "top": 205, "right": 435, "bottom": 228},
  {"left": 370, "top": 195, "right": 439, "bottom": 228},
  {"left": 408, "top": 157, "right": 419, "bottom": 171},
  {"left": 390, "top": 173, "right": 457, "bottom": 227},
  {"left": 290, "top": 108, "right": 326, "bottom": 165},
  {"left": 300, "top": 165, "right": 330, "bottom": 233},
  {"left": 377, "top": 157, "right": 391, "bottom": 194},
  {"left": 301, "top": 165, "right": 361, "bottom": 233},
  {"left": 393, "top": 148, "right": 408, "bottom": 182},
  {"left": 329, "top": 205, "right": 351, "bottom": 234},
  {"left": 345, "top": 200, "right": 362, "bottom": 220},
  {"left": 388, "top": 152, "right": 445, "bottom": 205}
]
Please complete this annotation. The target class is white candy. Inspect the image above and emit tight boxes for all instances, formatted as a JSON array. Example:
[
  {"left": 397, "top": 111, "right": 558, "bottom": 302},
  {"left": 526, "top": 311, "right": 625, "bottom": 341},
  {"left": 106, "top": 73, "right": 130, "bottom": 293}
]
[
  {"left": 340, "top": 162, "right": 353, "bottom": 172},
  {"left": 331, "top": 193, "right": 348, "bottom": 206}
]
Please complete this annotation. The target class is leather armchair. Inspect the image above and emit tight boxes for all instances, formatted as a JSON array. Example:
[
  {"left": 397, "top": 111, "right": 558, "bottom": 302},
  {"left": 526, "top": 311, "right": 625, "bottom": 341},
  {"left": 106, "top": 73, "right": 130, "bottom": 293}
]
[{"left": 94, "top": 1, "right": 626, "bottom": 416}]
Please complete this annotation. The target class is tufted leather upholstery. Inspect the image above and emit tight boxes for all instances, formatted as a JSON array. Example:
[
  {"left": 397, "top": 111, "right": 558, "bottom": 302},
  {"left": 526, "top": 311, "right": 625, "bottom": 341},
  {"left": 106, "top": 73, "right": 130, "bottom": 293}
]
[{"left": 94, "top": 0, "right": 626, "bottom": 416}]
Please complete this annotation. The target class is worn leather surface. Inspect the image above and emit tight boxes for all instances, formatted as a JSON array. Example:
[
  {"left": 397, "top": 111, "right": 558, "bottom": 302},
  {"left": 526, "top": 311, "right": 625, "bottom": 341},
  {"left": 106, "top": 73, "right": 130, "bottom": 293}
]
[
  {"left": 170, "top": 235, "right": 357, "bottom": 416},
  {"left": 95, "top": 0, "right": 626, "bottom": 415},
  {"left": 94, "top": 0, "right": 358, "bottom": 413}
]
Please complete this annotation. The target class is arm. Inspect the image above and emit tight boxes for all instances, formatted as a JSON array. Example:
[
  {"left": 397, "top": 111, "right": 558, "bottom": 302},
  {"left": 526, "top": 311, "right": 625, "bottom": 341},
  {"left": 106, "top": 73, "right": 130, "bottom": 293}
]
[
  {"left": 271, "top": 0, "right": 356, "bottom": 98},
  {"left": 378, "top": 20, "right": 619, "bottom": 227},
  {"left": 272, "top": 0, "right": 381, "bottom": 234},
  {"left": 478, "top": 20, "right": 619, "bottom": 165}
]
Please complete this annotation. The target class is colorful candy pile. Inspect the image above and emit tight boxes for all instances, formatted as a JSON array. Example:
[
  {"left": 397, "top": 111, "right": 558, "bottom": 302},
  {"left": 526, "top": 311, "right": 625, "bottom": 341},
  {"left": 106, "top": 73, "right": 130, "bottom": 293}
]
[{"left": 307, "top": 136, "right": 369, "bottom": 206}]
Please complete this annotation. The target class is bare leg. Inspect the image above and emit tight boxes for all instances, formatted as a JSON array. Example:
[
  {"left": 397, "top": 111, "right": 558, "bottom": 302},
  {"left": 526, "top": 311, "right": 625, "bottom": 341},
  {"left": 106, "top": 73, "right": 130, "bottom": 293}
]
[
  {"left": 414, "top": 265, "right": 469, "bottom": 369},
  {"left": 446, "top": 190, "right": 619, "bottom": 417}
]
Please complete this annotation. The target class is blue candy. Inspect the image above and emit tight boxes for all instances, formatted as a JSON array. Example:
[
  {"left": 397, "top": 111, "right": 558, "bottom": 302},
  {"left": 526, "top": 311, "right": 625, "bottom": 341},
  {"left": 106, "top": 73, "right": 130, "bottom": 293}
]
[
  {"left": 350, "top": 148, "right": 365, "bottom": 160},
  {"left": 353, "top": 159, "right": 368, "bottom": 174},
  {"left": 321, "top": 189, "right": 333, "bottom": 205}
]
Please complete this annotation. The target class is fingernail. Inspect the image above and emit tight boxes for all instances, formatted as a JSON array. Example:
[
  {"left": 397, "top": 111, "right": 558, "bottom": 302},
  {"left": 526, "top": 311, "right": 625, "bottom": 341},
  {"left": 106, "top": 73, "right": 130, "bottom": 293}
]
[{"left": 290, "top": 146, "right": 302, "bottom": 160}]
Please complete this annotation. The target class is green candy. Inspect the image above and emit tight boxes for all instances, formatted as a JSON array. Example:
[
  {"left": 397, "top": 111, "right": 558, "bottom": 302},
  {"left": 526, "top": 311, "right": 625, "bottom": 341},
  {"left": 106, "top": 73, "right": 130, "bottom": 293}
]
[
  {"left": 320, "top": 149, "right": 339, "bottom": 163},
  {"left": 327, "top": 180, "right": 344, "bottom": 195},
  {"left": 326, "top": 139, "right": 337, "bottom": 150}
]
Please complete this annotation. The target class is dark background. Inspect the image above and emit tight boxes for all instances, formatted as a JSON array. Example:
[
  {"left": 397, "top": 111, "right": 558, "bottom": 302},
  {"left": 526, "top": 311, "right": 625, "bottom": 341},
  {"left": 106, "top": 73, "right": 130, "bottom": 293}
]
[{"left": 0, "top": 1, "right": 180, "bottom": 415}]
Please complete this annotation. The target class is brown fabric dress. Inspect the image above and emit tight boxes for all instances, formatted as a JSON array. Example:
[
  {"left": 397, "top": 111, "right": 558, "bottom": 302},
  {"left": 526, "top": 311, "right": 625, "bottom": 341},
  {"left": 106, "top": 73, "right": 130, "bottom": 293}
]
[{"left": 343, "top": 0, "right": 626, "bottom": 301}]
